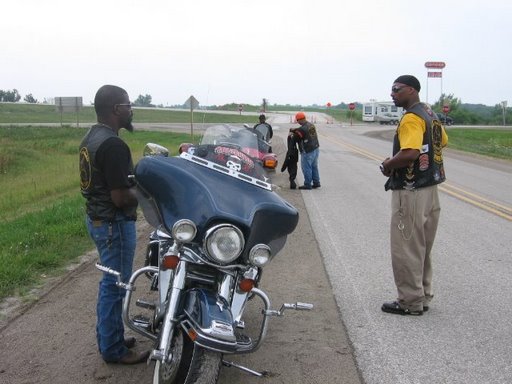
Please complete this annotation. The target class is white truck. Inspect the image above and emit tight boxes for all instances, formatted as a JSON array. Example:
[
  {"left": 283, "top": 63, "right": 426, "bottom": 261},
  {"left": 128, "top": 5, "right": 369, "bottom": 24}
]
[{"left": 362, "top": 101, "right": 404, "bottom": 125}]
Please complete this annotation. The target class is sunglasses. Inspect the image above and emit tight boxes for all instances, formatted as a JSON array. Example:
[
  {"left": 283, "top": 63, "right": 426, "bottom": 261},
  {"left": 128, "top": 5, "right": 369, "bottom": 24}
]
[{"left": 391, "top": 86, "right": 408, "bottom": 93}]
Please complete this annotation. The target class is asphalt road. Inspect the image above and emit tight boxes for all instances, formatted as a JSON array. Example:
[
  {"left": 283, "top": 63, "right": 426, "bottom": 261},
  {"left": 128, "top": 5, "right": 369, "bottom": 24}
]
[{"left": 273, "top": 114, "right": 511, "bottom": 384}]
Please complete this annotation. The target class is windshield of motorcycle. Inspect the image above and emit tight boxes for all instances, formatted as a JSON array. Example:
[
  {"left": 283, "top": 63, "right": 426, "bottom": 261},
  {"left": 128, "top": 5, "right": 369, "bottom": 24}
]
[
  {"left": 185, "top": 125, "right": 269, "bottom": 182},
  {"left": 200, "top": 124, "right": 261, "bottom": 157}
]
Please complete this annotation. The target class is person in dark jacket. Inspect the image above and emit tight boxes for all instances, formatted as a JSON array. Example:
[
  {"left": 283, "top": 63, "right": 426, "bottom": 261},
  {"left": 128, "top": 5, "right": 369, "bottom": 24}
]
[
  {"left": 281, "top": 129, "right": 300, "bottom": 189},
  {"left": 293, "top": 112, "right": 321, "bottom": 190},
  {"left": 79, "top": 85, "right": 149, "bottom": 364},
  {"left": 253, "top": 114, "right": 273, "bottom": 142}
]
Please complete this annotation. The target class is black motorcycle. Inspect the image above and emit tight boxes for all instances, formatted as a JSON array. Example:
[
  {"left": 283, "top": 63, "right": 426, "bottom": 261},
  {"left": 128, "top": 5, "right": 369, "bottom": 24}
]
[{"left": 96, "top": 125, "right": 312, "bottom": 383}]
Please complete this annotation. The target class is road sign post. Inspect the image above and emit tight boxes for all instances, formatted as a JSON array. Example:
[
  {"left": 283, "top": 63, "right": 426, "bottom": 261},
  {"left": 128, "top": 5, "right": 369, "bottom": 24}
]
[
  {"left": 326, "top": 102, "right": 332, "bottom": 124},
  {"left": 442, "top": 105, "right": 450, "bottom": 122},
  {"left": 55, "top": 97, "right": 83, "bottom": 127},
  {"left": 184, "top": 95, "right": 199, "bottom": 137},
  {"left": 425, "top": 61, "right": 446, "bottom": 104},
  {"left": 348, "top": 103, "right": 356, "bottom": 126}
]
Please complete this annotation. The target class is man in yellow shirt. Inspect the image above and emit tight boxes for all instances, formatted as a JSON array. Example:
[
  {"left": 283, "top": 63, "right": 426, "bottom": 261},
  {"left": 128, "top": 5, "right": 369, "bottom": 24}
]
[{"left": 380, "top": 75, "right": 448, "bottom": 316}]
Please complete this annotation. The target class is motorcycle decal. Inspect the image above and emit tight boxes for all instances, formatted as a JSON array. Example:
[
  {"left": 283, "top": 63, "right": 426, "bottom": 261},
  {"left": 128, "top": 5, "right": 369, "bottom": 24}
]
[
  {"left": 214, "top": 146, "right": 255, "bottom": 169},
  {"left": 226, "top": 157, "right": 242, "bottom": 172}
]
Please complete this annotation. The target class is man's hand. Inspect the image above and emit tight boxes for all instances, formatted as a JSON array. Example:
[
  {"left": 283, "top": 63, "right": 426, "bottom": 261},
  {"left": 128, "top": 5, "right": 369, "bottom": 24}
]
[{"left": 380, "top": 158, "right": 392, "bottom": 177}]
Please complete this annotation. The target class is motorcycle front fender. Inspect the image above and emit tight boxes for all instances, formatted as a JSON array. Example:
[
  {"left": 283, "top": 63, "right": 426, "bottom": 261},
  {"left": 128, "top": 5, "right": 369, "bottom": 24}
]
[{"left": 182, "top": 288, "right": 236, "bottom": 344}]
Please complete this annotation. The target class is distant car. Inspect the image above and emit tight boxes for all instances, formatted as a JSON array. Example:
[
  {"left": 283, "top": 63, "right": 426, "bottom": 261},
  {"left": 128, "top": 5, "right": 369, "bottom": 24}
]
[
  {"left": 436, "top": 112, "right": 453, "bottom": 125},
  {"left": 375, "top": 113, "right": 400, "bottom": 125}
]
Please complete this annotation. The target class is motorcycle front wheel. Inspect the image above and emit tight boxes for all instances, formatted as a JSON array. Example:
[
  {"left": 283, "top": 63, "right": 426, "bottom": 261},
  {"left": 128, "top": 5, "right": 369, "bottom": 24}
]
[{"left": 153, "top": 329, "right": 222, "bottom": 384}]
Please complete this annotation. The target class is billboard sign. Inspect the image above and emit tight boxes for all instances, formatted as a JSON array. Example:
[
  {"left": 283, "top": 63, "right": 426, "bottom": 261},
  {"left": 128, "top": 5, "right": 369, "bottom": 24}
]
[
  {"left": 424, "top": 61, "right": 446, "bottom": 69},
  {"left": 55, "top": 97, "right": 83, "bottom": 112}
]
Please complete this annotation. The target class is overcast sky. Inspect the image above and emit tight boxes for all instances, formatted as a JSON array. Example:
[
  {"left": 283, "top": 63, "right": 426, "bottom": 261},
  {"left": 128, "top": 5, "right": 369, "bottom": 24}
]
[{"left": 2, "top": 0, "right": 510, "bottom": 107}]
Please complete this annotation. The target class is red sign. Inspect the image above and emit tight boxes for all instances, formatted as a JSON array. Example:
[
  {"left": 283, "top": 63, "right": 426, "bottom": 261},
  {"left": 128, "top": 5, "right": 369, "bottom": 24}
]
[
  {"left": 442, "top": 105, "right": 450, "bottom": 114},
  {"left": 425, "top": 61, "right": 446, "bottom": 69},
  {"left": 428, "top": 71, "right": 443, "bottom": 78},
  {"left": 238, "top": 104, "right": 243, "bottom": 111},
  {"left": 348, "top": 103, "right": 356, "bottom": 111},
  {"left": 326, "top": 102, "right": 332, "bottom": 108}
]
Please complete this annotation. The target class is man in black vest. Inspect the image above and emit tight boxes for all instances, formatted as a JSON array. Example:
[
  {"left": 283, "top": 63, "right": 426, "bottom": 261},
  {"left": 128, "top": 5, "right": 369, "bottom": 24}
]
[
  {"left": 79, "top": 85, "right": 149, "bottom": 364},
  {"left": 380, "top": 75, "right": 448, "bottom": 316},
  {"left": 294, "top": 112, "right": 321, "bottom": 190}
]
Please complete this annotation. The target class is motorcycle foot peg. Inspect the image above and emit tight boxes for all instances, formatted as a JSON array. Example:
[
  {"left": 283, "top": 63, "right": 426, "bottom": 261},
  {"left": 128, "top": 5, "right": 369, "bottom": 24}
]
[
  {"left": 264, "top": 302, "right": 314, "bottom": 316},
  {"left": 136, "top": 299, "right": 156, "bottom": 310},
  {"left": 287, "top": 302, "right": 314, "bottom": 311}
]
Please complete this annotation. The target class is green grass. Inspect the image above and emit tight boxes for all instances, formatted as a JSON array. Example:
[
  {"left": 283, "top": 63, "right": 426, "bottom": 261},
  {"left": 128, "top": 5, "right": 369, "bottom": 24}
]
[
  {"left": 447, "top": 128, "right": 512, "bottom": 160},
  {"left": 0, "top": 125, "right": 197, "bottom": 300},
  {"left": 0, "top": 195, "right": 91, "bottom": 297},
  {"left": 325, "top": 108, "right": 361, "bottom": 123}
]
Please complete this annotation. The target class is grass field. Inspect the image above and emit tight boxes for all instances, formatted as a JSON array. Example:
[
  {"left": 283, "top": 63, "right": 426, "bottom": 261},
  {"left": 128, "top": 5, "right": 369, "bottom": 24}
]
[
  {"left": 0, "top": 126, "right": 196, "bottom": 300},
  {"left": 445, "top": 128, "right": 512, "bottom": 159},
  {"left": 0, "top": 105, "right": 510, "bottom": 301}
]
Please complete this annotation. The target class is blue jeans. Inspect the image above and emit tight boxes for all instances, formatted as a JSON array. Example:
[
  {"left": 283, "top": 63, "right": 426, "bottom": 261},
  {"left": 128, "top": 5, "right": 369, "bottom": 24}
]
[
  {"left": 300, "top": 148, "right": 320, "bottom": 187},
  {"left": 86, "top": 215, "right": 136, "bottom": 361}
]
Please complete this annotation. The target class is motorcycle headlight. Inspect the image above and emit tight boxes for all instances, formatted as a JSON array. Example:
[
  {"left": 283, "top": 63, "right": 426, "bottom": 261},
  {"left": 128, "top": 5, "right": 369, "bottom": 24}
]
[
  {"left": 171, "top": 219, "right": 197, "bottom": 242},
  {"left": 249, "top": 244, "right": 271, "bottom": 267},
  {"left": 204, "top": 224, "right": 244, "bottom": 264}
]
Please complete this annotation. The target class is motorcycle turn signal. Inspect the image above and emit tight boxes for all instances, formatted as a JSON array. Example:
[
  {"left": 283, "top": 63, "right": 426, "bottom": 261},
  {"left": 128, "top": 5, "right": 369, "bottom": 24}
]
[
  {"left": 239, "top": 278, "right": 255, "bottom": 292},
  {"left": 162, "top": 255, "right": 180, "bottom": 270}
]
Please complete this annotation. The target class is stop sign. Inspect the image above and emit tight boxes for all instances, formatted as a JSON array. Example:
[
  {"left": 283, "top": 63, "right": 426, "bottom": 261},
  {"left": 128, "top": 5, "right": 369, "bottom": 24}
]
[
  {"left": 442, "top": 105, "right": 450, "bottom": 114},
  {"left": 348, "top": 103, "right": 356, "bottom": 111}
]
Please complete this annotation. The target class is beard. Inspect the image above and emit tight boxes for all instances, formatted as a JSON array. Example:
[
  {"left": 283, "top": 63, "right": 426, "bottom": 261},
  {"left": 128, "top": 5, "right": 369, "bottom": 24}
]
[
  {"left": 392, "top": 99, "right": 402, "bottom": 108},
  {"left": 124, "top": 115, "right": 134, "bottom": 132},
  {"left": 125, "top": 121, "right": 134, "bottom": 132}
]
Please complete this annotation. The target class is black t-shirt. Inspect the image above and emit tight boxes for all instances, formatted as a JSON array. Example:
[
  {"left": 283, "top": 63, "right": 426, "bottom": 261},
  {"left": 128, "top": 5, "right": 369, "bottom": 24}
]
[{"left": 95, "top": 137, "right": 134, "bottom": 191}]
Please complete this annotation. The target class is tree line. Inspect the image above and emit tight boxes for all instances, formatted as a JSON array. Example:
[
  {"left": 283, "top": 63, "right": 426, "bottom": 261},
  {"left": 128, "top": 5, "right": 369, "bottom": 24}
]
[
  {"left": 0, "top": 89, "right": 38, "bottom": 103},
  {"left": 1, "top": 88, "right": 509, "bottom": 125},
  {"left": 431, "top": 94, "right": 511, "bottom": 126}
]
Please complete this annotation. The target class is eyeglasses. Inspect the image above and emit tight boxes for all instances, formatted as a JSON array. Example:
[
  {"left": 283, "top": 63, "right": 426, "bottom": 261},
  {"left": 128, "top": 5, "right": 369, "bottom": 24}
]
[
  {"left": 391, "top": 86, "right": 408, "bottom": 93},
  {"left": 115, "top": 103, "right": 132, "bottom": 109}
]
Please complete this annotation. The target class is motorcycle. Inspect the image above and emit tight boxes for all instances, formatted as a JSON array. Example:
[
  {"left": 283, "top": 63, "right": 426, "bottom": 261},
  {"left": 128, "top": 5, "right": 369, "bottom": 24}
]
[{"left": 96, "top": 124, "right": 313, "bottom": 383}]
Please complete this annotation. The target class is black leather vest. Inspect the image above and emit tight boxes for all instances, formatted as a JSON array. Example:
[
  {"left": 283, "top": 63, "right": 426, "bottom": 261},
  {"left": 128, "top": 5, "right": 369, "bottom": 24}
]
[
  {"left": 388, "top": 103, "right": 446, "bottom": 190},
  {"left": 299, "top": 122, "right": 320, "bottom": 153},
  {"left": 79, "top": 124, "right": 135, "bottom": 220}
]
